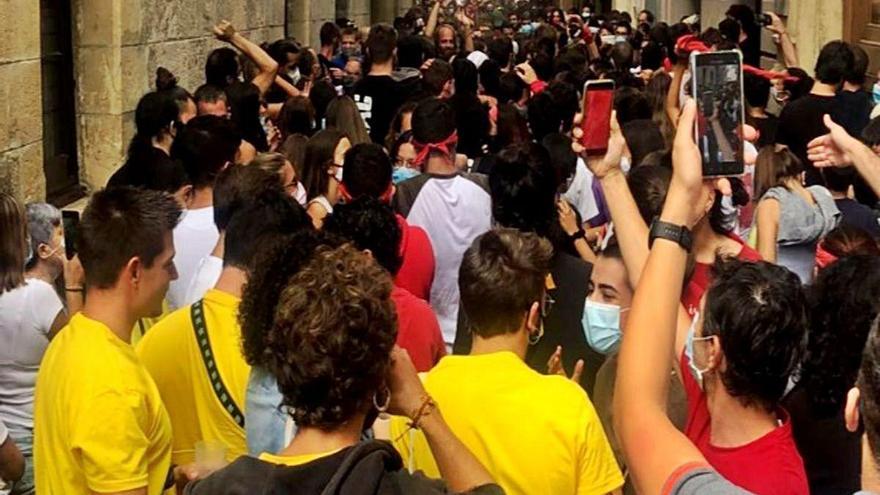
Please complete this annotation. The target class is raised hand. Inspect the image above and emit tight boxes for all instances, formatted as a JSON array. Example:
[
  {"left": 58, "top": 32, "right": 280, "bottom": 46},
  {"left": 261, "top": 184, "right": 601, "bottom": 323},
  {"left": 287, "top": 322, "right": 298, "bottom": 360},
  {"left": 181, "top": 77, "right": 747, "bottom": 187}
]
[
  {"left": 547, "top": 346, "right": 584, "bottom": 383},
  {"left": 571, "top": 111, "right": 626, "bottom": 179},
  {"left": 807, "top": 114, "right": 863, "bottom": 168},
  {"left": 212, "top": 20, "right": 236, "bottom": 42}
]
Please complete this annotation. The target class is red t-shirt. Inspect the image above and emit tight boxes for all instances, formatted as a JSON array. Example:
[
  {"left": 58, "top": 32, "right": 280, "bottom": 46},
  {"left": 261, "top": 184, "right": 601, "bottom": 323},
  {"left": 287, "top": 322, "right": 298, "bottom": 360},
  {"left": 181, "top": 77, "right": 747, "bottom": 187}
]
[
  {"left": 394, "top": 214, "right": 435, "bottom": 302},
  {"left": 391, "top": 286, "right": 446, "bottom": 372},
  {"left": 679, "top": 350, "right": 809, "bottom": 495},
  {"left": 681, "top": 236, "right": 762, "bottom": 317}
]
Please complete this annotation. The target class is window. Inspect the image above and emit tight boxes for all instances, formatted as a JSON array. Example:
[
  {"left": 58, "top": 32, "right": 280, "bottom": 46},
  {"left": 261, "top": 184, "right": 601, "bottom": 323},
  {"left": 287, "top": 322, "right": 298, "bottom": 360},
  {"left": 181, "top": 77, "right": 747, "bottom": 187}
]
[{"left": 40, "top": 0, "right": 84, "bottom": 206}]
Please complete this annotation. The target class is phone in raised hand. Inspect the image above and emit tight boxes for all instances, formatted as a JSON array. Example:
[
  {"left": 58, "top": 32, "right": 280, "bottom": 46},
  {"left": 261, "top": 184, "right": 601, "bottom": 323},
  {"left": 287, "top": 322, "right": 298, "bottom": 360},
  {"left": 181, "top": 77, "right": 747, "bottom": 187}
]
[
  {"left": 580, "top": 80, "right": 615, "bottom": 156},
  {"left": 690, "top": 50, "right": 745, "bottom": 177}
]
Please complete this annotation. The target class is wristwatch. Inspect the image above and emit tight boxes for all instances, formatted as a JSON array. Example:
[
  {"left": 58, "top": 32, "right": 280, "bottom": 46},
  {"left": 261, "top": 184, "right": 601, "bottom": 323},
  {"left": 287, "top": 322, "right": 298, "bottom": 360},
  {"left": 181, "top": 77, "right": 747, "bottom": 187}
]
[
  {"left": 649, "top": 219, "right": 693, "bottom": 252},
  {"left": 568, "top": 228, "right": 586, "bottom": 242}
]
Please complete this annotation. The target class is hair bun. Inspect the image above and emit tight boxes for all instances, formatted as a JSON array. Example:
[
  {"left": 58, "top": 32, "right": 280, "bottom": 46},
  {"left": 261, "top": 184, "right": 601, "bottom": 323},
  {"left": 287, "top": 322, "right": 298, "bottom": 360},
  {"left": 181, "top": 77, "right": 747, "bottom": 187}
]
[{"left": 155, "top": 67, "right": 178, "bottom": 91}]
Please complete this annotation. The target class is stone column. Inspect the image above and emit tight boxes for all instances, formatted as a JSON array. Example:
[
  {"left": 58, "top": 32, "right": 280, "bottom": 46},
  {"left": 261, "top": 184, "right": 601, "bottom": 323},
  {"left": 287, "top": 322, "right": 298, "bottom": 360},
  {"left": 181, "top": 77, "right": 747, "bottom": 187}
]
[
  {"left": 70, "top": 0, "right": 127, "bottom": 189},
  {"left": 0, "top": 0, "right": 45, "bottom": 202},
  {"left": 787, "top": 0, "right": 843, "bottom": 74}
]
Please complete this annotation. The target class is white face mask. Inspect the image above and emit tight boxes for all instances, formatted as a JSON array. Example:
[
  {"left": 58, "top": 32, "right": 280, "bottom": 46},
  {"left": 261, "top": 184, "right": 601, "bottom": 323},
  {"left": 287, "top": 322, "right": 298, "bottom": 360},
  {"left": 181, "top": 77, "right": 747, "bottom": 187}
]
[
  {"left": 293, "top": 182, "right": 308, "bottom": 206},
  {"left": 287, "top": 68, "right": 301, "bottom": 85},
  {"left": 620, "top": 156, "right": 632, "bottom": 174},
  {"left": 334, "top": 165, "right": 344, "bottom": 183}
]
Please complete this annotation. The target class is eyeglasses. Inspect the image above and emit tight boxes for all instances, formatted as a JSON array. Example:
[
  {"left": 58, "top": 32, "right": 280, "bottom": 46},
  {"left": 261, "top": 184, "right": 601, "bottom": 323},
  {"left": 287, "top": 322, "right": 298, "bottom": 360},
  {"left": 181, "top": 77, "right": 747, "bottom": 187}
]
[{"left": 541, "top": 292, "right": 555, "bottom": 319}]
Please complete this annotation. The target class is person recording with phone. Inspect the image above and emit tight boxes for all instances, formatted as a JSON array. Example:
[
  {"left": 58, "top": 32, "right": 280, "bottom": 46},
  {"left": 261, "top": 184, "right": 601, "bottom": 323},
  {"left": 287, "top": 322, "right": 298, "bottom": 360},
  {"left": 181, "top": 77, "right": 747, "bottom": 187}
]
[{"left": 0, "top": 197, "right": 84, "bottom": 495}]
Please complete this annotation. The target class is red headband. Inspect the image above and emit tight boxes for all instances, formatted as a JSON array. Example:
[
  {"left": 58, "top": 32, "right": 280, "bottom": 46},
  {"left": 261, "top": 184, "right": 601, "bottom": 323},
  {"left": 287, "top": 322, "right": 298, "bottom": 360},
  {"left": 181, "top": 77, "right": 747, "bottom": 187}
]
[
  {"left": 412, "top": 131, "right": 458, "bottom": 166},
  {"left": 815, "top": 242, "right": 839, "bottom": 270},
  {"left": 675, "top": 35, "right": 709, "bottom": 57},
  {"left": 742, "top": 65, "right": 800, "bottom": 83}
]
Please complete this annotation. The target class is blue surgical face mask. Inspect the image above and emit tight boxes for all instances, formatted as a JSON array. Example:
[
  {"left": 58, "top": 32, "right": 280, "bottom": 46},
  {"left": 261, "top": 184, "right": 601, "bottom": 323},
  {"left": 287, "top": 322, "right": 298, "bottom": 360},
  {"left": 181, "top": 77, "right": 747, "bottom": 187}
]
[
  {"left": 582, "top": 299, "right": 626, "bottom": 355},
  {"left": 392, "top": 166, "right": 421, "bottom": 184},
  {"left": 873, "top": 82, "right": 880, "bottom": 106},
  {"left": 685, "top": 312, "right": 713, "bottom": 390}
]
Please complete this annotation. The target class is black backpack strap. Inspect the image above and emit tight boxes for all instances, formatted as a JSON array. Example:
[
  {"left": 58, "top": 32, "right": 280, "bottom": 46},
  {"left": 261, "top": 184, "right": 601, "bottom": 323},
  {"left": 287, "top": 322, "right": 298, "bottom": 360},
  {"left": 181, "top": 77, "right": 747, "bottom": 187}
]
[{"left": 191, "top": 299, "right": 245, "bottom": 428}]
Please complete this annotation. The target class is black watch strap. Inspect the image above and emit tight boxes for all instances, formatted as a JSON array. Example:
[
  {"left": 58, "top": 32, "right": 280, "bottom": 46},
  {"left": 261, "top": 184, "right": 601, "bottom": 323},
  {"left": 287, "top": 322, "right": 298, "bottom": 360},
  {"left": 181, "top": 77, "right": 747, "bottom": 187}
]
[
  {"left": 568, "top": 228, "right": 586, "bottom": 242},
  {"left": 649, "top": 219, "right": 693, "bottom": 252}
]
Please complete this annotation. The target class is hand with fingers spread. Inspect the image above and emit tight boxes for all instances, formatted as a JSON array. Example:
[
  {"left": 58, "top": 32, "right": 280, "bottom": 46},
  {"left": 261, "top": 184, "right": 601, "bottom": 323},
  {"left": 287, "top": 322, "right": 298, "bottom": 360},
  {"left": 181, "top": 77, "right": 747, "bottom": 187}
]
[
  {"left": 571, "top": 111, "right": 626, "bottom": 179},
  {"left": 807, "top": 114, "right": 864, "bottom": 169},
  {"left": 547, "top": 346, "right": 585, "bottom": 383}
]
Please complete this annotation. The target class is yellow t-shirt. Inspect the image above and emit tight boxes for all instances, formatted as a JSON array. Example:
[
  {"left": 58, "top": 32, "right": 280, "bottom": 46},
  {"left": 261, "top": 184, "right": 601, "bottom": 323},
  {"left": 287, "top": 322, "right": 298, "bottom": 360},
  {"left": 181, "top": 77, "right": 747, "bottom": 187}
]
[
  {"left": 33, "top": 313, "right": 173, "bottom": 495},
  {"left": 390, "top": 351, "right": 624, "bottom": 495},
  {"left": 137, "top": 289, "right": 250, "bottom": 465}
]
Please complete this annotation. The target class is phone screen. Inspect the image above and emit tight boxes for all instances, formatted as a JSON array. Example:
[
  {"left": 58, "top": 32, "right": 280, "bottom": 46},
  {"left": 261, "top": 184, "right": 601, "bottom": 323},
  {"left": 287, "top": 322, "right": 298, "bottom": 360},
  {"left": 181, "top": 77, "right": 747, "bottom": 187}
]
[
  {"left": 61, "top": 210, "right": 79, "bottom": 259},
  {"left": 581, "top": 80, "right": 615, "bottom": 155},
  {"left": 691, "top": 50, "right": 745, "bottom": 177}
]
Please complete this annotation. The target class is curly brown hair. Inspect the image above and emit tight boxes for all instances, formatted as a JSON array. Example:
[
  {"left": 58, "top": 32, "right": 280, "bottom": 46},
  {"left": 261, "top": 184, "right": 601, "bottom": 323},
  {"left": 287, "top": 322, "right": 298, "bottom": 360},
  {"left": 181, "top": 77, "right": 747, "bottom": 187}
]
[{"left": 263, "top": 243, "right": 397, "bottom": 429}]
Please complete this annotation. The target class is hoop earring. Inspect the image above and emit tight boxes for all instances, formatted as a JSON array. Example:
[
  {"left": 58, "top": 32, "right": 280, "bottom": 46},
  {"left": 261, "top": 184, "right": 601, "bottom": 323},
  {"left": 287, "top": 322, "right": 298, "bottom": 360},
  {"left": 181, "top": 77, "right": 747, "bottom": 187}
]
[
  {"left": 529, "top": 321, "right": 544, "bottom": 345},
  {"left": 373, "top": 386, "right": 391, "bottom": 413}
]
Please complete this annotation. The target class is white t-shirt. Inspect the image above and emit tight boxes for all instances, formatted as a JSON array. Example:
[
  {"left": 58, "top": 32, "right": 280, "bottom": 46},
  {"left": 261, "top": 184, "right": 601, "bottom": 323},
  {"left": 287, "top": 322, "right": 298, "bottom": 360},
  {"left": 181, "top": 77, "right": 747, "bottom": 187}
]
[
  {"left": 166, "top": 207, "right": 219, "bottom": 310},
  {"left": 398, "top": 175, "right": 492, "bottom": 347},
  {"left": 0, "top": 278, "right": 64, "bottom": 435},
  {"left": 183, "top": 255, "right": 223, "bottom": 307},
  {"left": 563, "top": 157, "right": 600, "bottom": 223}
]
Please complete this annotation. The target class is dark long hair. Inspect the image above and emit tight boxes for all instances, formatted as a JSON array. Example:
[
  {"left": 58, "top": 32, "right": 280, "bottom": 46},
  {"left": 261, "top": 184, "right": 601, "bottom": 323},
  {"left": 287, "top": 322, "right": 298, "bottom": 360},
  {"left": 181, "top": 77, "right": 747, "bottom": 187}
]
[
  {"left": 127, "top": 91, "right": 179, "bottom": 159},
  {"left": 800, "top": 256, "right": 880, "bottom": 416},
  {"left": 0, "top": 193, "right": 27, "bottom": 293},
  {"left": 302, "top": 128, "right": 348, "bottom": 201},
  {"left": 226, "top": 81, "right": 268, "bottom": 152}
]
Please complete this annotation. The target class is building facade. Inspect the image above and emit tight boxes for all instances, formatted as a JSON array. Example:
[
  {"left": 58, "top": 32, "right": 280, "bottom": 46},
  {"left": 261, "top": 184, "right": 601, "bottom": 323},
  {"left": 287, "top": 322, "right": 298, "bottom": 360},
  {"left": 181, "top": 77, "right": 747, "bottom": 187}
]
[{"left": 0, "top": 0, "right": 411, "bottom": 206}]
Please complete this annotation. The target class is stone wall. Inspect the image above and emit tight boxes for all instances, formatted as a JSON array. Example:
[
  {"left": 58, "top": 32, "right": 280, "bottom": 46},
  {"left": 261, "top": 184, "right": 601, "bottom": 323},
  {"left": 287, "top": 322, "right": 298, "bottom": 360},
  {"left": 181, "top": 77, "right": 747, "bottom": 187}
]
[
  {"left": 0, "top": 0, "right": 44, "bottom": 202},
  {"left": 72, "top": 0, "right": 287, "bottom": 190}
]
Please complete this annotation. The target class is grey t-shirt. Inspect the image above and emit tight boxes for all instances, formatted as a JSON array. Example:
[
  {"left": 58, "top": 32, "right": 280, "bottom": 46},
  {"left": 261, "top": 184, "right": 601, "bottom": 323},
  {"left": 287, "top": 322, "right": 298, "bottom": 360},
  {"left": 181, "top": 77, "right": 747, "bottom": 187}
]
[{"left": 671, "top": 467, "right": 754, "bottom": 495}]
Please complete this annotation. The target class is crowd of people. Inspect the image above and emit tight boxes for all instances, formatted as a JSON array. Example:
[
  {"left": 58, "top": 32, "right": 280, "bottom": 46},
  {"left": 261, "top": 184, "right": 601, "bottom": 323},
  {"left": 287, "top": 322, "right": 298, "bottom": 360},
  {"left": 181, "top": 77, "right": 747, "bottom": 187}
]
[{"left": 6, "top": 1, "right": 880, "bottom": 494}]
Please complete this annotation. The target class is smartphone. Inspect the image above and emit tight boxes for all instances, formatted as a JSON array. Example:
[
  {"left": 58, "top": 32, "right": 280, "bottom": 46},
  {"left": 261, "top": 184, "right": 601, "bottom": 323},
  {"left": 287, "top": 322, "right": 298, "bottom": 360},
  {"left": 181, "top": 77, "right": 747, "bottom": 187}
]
[
  {"left": 61, "top": 210, "right": 79, "bottom": 259},
  {"left": 581, "top": 80, "right": 615, "bottom": 156},
  {"left": 690, "top": 50, "right": 745, "bottom": 177}
]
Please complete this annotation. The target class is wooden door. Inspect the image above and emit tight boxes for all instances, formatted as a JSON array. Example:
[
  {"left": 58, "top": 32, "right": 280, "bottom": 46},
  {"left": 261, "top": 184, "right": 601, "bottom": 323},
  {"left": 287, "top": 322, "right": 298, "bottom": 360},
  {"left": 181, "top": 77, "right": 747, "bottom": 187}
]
[{"left": 845, "top": 0, "right": 880, "bottom": 82}]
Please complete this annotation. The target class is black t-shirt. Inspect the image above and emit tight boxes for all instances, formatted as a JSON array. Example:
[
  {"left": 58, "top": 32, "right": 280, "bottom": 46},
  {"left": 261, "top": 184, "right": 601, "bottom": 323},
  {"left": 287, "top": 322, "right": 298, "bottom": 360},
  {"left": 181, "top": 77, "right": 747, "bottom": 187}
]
[
  {"left": 185, "top": 441, "right": 503, "bottom": 495},
  {"left": 776, "top": 94, "right": 837, "bottom": 186},
  {"left": 835, "top": 89, "right": 874, "bottom": 138},
  {"left": 453, "top": 252, "right": 605, "bottom": 394},
  {"left": 782, "top": 384, "right": 861, "bottom": 495},
  {"left": 745, "top": 114, "right": 779, "bottom": 149},
  {"left": 836, "top": 197, "right": 880, "bottom": 237},
  {"left": 353, "top": 70, "right": 422, "bottom": 144}
]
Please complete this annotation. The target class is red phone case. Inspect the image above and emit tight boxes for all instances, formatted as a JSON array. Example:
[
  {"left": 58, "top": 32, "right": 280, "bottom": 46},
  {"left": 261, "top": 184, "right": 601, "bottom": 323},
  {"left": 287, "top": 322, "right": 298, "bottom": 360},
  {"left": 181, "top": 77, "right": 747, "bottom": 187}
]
[{"left": 581, "top": 88, "right": 613, "bottom": 155}]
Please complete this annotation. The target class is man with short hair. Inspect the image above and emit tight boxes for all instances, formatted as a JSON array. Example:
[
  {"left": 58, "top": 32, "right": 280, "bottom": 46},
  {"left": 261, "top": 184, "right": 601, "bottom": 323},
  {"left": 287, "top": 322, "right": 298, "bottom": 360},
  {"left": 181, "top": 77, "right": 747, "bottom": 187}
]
[
  {"left": 778, "top": 40, "right": 854, "bottom": 185},
  {"left": 391, "top": 228, "right": 624, "bottom": 495},
  {"left": 422, "top": 59, "right": 455, "bottom": 99},
  {"left": 194, "top": 84, "right": 230, "bottom": 117},
  {"left": 34, "top": 187, "right": 181, "bottom": 495},
  {"left": 318, "top": 21, "right": 342, "bottom": 78},
  {"left": 325, "top": 198, "right": 445, "bottom": 371},
  {"left": 182, "top": 165, "right": 307, "bottom": 306},
  {"left": 393, "top": 99, "right": 491, "bottom": 349},
  {"left": 353, "top": 23, "right": 422, "bottom": 144},
  {"left": 340, "top": 143, "right": 435, "bottom": 301},
  {"left": 166, "top": 116, "right": 241, "bottom": 310},
  {"left": 138, "top": 183, "right": 308, "bottom": 466}
]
